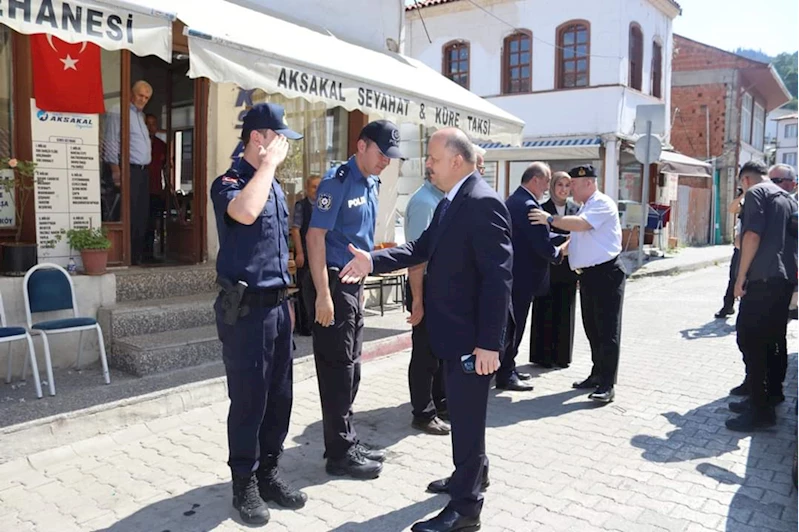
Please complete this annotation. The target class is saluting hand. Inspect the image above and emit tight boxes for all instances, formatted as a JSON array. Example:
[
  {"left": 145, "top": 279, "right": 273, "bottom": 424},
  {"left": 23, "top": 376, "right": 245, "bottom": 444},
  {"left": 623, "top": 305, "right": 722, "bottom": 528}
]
[
  {"left": 339, "top": 244, "right": 372, "bottom": 284},
  {"left": 474, "top": 348, "right": 500, "bottom": 375},
  {"left": 259, "top": 134, "right": 289, "bottom": 168},
  {"left": 528, "top": 208, "right": 550, "bottom": 226}
]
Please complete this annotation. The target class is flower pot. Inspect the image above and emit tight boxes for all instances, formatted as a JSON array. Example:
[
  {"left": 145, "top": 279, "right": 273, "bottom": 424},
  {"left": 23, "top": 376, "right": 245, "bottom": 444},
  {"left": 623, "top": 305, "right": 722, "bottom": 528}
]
[
  {"left": 80, "top": 249, "right": 108, "bottom": 275},
  {"left": 1, "top": 242, "right": 38, "bottom": 276}
]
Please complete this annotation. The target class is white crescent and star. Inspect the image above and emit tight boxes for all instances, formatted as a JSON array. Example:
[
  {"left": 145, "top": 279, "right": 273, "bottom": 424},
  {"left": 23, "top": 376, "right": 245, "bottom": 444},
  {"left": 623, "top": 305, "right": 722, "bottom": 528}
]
[{"left": 46, "top": 34, "right": 87, "bottom": 71}]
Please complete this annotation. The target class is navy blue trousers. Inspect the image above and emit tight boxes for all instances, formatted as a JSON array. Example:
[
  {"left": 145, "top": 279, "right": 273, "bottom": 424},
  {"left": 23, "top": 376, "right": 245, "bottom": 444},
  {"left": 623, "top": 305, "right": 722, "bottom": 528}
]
[{"left": 215, "top": 296, "right": 293, "bottom": 476}]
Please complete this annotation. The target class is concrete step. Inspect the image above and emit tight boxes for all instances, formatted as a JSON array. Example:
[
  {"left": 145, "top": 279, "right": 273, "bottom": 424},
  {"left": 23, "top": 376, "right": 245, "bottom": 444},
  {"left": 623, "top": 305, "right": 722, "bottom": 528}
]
[
  {"left": 114, "top": 265, "right": 217, "bottom": 302},
  {"left": 98, "top": 292, "right": 217, "bottom": 343},
  {"left": 110, "top": 325, "right": 221, "bottom": 377}
]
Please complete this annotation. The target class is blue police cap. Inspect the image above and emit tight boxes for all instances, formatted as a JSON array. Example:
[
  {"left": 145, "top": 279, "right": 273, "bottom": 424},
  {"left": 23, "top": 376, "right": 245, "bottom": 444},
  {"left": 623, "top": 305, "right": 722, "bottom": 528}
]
[
  {"left": 568, "top": 164, "right": 597, "bottom": 178},
  {"left": 242, "top": 103, "right": 303, "bottom": 140},
  {"left": 360, "top": 120, "right": 404, "bottom": 159}
]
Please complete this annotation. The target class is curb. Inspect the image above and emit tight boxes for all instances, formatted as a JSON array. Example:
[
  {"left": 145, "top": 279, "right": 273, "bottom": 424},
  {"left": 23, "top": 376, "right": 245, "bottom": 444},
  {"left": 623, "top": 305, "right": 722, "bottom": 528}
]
[
  {"left": 628, "top": 256, "right": 732, "bottom": 280},
  {"left": 0, "top": 331, "right": 412, "bottom": 466}
]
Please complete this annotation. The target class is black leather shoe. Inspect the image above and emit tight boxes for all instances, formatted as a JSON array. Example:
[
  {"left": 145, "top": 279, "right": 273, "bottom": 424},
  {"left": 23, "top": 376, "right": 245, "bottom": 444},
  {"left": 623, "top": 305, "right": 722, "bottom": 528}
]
[
  {"left": 729, "top": 380, "right": 749, "bottom": 396},
  {"left": 555, "top": 362, "right": 570, "bottom": 369},
  {"left": 496, "top": 375, "right": 533, "bottom": 392},
  {"left": 354, "top": 442, "right": 386, "bottom": 463},
  {"left": 572, "top": 376, "right": 600, "bottom": 389},
  {"left": 411, "top": 505, "right": 481, "bottom": 532},
  {"left": 714, "top": 307, "right": 734, "bottom": 318},
  {"left": 515, "top": 371, "right": 532, "bottom": 381},
  {"left": 589, "top": 386, "right": 615, "bottom": 403},
  {"left": 326, "top": 447, "right": 382, "bottom": 479},
  {"left": 427, "top": 472, "right": 489, "bottom": 494},
  {"left": 412, "top": 416, "right": 451, "bottom": 436},
  {"left": 725, "top": 408, "right": 776, "bottom": 432}
]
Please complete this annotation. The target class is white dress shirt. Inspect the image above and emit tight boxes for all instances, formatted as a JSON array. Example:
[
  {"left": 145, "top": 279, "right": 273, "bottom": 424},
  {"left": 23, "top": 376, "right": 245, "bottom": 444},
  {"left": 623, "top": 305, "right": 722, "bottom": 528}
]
[
  {"left": 446, "top": 171, "right": 473, "bottom": 202},
  {"left": 568, "top": 190, "right": 622, "bottom": 270}
]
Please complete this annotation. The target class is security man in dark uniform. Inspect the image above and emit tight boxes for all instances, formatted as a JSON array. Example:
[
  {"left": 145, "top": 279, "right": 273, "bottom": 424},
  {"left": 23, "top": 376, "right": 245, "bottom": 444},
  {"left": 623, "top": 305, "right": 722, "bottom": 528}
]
[
  {"left": 306, "top": 120, "right": 404, "bottom": 479},
  {"left": 211, "top": 103, "right": 307, "bottom": 525},
  {"left": 291, "top": 175, "right": 322, "bottom": 336}
]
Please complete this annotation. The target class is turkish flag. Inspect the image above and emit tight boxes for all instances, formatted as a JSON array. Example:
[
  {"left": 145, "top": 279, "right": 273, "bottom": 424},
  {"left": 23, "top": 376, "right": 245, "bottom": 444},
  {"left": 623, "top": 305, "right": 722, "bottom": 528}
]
[{"left": 31, "top": 34, "right": 105, "bottom": 114}]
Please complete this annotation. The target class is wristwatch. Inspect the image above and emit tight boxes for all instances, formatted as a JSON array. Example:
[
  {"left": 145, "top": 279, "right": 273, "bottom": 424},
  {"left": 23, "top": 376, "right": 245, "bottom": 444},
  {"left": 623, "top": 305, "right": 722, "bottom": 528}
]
[{"left": 547, "top": 215, "right": 555, "bottom": 225}]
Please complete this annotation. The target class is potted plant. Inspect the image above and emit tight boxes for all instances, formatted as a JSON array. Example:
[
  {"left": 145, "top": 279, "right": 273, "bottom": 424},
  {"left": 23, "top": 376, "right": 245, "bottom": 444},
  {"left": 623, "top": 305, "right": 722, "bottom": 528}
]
[
  {"left": 63, "top": 227, "right": 112, "bottom": 275},
  {"left": 0, "top": 157, "right": 39, "bottom": 276}
]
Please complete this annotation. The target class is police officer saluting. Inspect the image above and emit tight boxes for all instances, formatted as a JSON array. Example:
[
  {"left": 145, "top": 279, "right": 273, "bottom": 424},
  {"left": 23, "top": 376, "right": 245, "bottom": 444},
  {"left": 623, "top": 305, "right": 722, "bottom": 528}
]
[
  {"left": 306, "top": 120, "right": 404, "bottom": 479},
  {"left": 211, "top": 103, "right": 307, "bottom": 525}
]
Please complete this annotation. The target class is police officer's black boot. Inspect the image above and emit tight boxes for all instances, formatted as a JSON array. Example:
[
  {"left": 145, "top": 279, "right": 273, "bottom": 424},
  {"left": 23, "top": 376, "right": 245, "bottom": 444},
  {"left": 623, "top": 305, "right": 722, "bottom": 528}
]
[
  {"left": 231, "top": 472, "right": 270, "bottom": 525},
  {"left": 256, "top": 456, "right": 308, "bottom": 509}
]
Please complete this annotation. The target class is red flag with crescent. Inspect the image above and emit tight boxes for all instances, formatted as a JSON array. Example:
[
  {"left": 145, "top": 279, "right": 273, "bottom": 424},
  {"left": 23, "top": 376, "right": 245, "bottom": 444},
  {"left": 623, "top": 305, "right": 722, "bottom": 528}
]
[{"left": 31, "top": 34, "right": 105, "bottom": 114}]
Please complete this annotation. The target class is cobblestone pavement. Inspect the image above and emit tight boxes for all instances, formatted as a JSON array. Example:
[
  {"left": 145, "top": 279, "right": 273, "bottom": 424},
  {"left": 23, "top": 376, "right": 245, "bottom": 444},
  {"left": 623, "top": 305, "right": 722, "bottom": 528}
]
[{"left": 0, "top": 265, "right": 796, "bottom": 532}]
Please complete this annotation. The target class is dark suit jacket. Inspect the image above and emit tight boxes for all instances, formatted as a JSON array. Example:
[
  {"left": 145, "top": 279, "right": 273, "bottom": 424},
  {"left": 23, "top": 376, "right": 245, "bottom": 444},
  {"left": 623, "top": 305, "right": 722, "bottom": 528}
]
[
  {"left": 506, "top": 187, "right": 562, "bottom": 298},
  {"left": 371, "top": 173, "right": 513, "bottom": 360},
  {"left": 542, "top": 198, "right": 580, "bottom": 285}
]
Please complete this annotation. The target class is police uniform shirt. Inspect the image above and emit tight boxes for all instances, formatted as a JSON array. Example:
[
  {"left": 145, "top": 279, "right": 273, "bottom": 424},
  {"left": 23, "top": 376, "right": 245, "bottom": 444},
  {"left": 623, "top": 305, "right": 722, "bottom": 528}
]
[
  {"left": 568, "top": 190, "right": 622, "bottom": 270},
  {"left": 741, "top": 180, "right": 798, "bottom": 283},
  {"left": 309, "top": 157, "right": 379, "bottom": 268},
  {"left": 211, "top": 158, "right": 291, "bottom": 290}
]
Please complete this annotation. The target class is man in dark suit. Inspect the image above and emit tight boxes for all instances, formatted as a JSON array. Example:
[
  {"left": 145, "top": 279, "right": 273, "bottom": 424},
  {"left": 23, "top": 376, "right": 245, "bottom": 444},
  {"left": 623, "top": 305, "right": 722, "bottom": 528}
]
[
  {"left": 497, "top": 162, "right": 568, "bottom": 391},
  {"left": 340, "top": 128, "right": 513, "bottom": 532}
]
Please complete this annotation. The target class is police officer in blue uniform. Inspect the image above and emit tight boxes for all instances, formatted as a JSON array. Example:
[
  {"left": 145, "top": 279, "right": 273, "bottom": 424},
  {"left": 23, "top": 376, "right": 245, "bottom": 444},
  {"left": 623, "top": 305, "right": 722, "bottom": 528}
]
[
  {"left": 211, "top": 103, "right": 307, "bottom": 525},
  {"left": 306, "top": 120, "right": 404, "bottom": 479}
]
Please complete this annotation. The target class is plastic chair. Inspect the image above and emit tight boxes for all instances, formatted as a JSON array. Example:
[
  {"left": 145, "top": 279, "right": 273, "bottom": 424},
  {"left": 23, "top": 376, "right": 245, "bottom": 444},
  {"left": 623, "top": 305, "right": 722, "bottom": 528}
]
[
  {"left": 0, "top": 291, "right": 42, "bottom": 398},
  {"left": 23, "top": 263, "right": 111, "bottom": 395}
]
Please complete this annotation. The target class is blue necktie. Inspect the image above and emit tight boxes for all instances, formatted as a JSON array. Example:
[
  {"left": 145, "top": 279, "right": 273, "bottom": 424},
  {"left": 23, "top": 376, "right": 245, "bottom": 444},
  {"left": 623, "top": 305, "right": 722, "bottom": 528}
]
[{"left": 438, "top": 198, "right": 451, "bottom": 224}]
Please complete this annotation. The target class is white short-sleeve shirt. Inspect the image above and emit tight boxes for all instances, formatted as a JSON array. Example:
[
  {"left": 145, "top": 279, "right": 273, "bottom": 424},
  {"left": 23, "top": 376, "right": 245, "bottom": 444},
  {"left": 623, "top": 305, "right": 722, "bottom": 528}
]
[{"left": 568, "top": 190, "right": 622, "bottom": 270}]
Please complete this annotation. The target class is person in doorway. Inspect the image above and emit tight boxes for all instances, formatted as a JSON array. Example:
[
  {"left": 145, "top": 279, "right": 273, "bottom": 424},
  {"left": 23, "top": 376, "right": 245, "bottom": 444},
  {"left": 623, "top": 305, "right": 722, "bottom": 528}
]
[
  {"left": 529, "top": 164, "right": 625, "bottom": 404},
  {"left": 404, "top": 168, "right": 450, "bottom": 436},
  {"left": 306, "top": 120, "right": 403, "bottom": 480},
  {"left": 339, "top": 127, "right": 513, "bottom": 532},
  {"left": 290, "top": 174, "right": 321, "bottom": 336},
  {"left": 726, "top": 160, "right": 797, "bottom": 431},
  {"left": 102, "top": 80, "right": 153, "bottom": 264},
  {"left": 210, "top": 103, "right": 307, "bottom": 525},
  {"left": 497, "top": 162, "right": 567, "bottom": 392},
  {"left": 529, "top": 171, "right": 580, "bottom": 369},
  {"left": 144, "top": 113, "right": 168, "bottom": 262}
]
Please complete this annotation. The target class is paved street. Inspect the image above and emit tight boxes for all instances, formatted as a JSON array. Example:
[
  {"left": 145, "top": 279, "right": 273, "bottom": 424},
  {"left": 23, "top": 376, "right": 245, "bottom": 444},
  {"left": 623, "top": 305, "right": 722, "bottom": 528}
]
[{"left": 0, "top": 265, "right": 796, "bottom": 532}]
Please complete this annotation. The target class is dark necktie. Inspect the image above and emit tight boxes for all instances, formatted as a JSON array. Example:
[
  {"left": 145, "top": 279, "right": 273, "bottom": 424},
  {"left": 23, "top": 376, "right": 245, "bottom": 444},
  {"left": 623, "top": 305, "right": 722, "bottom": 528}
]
[{"left": 438, "top": 198, "right": 451, "bottom": 224}]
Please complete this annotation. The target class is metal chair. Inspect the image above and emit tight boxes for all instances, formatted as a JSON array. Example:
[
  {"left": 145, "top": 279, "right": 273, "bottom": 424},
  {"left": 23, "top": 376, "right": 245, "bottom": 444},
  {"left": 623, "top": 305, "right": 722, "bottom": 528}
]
[
  {"left": 0, "top": 291, "right": 42, "bottom": 398},
  {"left": 22, "top": 263, "right": 111, "bottom": 395}
]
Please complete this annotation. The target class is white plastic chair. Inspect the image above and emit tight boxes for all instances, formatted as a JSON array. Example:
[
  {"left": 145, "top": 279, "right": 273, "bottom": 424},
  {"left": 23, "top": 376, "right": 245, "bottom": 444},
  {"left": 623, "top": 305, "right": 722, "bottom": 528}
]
[
  {"left": 22, "top": 263, "right": 111, "bottom": 395},
  {"left": 0, "top": 291, "right": 42, "bottom": 398}
]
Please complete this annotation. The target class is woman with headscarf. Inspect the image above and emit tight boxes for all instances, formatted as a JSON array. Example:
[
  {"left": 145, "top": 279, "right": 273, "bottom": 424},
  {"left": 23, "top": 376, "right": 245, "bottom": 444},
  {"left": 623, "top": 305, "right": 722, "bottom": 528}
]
[{"left": 529, "top": 171, "right": 580, "bottom": 368}]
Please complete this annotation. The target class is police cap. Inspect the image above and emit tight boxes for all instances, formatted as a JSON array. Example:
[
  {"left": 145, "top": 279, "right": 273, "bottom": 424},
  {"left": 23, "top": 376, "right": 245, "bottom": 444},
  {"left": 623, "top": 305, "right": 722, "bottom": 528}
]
[
  {"left": 360, "top": 120, "right": 404, "bottom": 159},
  {"left": 568, "top": 164, "right": 597, "bottom": 178},
  {"left": 242, "top": 103, "right": 303, "bottom": 140}
]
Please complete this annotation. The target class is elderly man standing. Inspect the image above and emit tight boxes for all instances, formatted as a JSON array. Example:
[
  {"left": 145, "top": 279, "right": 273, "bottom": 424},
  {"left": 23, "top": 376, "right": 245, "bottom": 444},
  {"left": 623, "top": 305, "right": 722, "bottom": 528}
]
[
  {"left": 103, "top": 80, "right": 153, "bottom": 265},
  {"left": 529, "top": 165, "right": 625, "bottom": 403}
]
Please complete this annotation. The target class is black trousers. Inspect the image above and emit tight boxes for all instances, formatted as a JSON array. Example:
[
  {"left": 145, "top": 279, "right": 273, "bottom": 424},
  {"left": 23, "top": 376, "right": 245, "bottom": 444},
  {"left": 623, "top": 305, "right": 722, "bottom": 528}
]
[
  {"left": 530, "top": 281, "right": 577, "bottom": 367},
  {"left": 129, "top": 165, "right": 150, "bottom": 264},
  {"left": 214, "top": 296, "right": 293, "bottom": 477},
  {"left": 312, "top": 279, "right": 364, "bottom": 459},
  {"left": 736, "top": 279, "right": 793, "bottom": 408},
  {"left": 444, "top": 358, "right": 490, "bottom": 518},
  {"left": 409, "top": 315, "right": 447, "bottom": 420},
  {"left": 497, "top": 286, "right": 534, "bottom": 384},
  {"left": 578, "top": 257, "right": 626, "bottom": 388},
  {"left": 295, "top": 267, "right": 315, "bottom": 335},
  {"left": 722, "top": 248, "right": 741, "bottom": 310}
]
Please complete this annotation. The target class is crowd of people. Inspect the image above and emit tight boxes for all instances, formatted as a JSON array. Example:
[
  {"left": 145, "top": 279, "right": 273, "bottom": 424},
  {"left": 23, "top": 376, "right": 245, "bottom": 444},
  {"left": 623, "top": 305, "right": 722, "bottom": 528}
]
[{"left": 209, "top": 103, "right": 797, "bottom": 531}]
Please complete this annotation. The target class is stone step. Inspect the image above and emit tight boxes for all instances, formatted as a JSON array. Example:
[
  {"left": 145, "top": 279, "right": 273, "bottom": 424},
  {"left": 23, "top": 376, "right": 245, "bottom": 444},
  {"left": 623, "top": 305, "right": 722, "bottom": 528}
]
[
  {"left": 114, "top": 265, "right": 217, "bottom": 302},
  {"left": 110, "top": 325, "right": 221, "bottom": 377},
  {"left": 98, "top": 292, "right": 217, "bottom": 344}
]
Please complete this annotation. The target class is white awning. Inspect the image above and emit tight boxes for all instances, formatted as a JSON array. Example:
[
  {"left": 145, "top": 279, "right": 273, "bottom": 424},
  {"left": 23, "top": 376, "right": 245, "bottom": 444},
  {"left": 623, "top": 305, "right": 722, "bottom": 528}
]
[
  {"left": 479, "top": 136, "right": 602, "bottom": 161},
  {"left": 180, "top": 1, "right": 524, "bottom": 145},
  {"left": 0, "top": 0, "right": 175, "bottom": 61}
]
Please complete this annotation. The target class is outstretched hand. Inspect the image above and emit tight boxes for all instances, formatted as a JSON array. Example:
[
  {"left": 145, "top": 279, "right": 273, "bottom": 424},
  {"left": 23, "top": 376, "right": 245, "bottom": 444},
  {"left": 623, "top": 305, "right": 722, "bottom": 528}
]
[{"left": 339, "top": 244, "right": 372, "bottom": 283}]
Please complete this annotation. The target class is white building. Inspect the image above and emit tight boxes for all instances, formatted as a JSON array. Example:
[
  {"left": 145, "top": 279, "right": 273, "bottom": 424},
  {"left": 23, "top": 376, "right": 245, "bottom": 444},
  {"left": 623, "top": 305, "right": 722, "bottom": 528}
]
[
  {"left": 775, "top": 113, "right": 799, "bottom": 171},
  {"left": 405, "top": 0, "right": 682, "bottom": 201}
]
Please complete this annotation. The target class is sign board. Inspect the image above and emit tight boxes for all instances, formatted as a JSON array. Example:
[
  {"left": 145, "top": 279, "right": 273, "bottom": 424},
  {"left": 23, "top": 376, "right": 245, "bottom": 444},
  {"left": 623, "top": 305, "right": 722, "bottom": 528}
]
[
  {"left": 634, "top": 104, "right": 666, "bottom": 137},
  {"left": 30, "top": 99, "right": 102, "bottom": 267},
  {"left": 0, "top": 169, "right": 16, "bottom": 227},
  {"left": 634, "top": 134, "right": 663, "bottom": 165}
]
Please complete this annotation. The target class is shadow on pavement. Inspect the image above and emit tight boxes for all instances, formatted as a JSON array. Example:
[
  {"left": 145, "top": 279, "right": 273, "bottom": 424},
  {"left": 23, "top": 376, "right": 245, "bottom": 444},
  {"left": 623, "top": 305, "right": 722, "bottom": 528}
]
[
  {"left": 679, "top": 319, "right": 736, "bottom": 340},
  {"left": 329, "top": 495, "right": 446, "bottom": 532}
]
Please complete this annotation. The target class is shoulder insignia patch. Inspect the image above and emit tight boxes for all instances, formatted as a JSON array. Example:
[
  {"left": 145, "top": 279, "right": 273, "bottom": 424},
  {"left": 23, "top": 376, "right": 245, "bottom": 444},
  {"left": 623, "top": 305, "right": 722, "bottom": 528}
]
[{"left": 317, "top": 193, "right": 333, "bottom": 212}]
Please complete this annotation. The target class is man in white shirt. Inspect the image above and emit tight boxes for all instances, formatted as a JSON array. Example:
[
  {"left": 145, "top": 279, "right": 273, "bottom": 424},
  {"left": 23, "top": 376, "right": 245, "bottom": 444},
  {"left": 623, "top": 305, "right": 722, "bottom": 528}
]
[{"left": 529, "top": 164, "right": 625, "bottom": 403}]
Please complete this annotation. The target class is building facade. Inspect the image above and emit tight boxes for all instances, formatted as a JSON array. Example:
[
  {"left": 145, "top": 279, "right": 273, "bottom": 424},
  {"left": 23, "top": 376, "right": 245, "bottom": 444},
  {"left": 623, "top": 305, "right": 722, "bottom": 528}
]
[
  {"left": 774, "top": 113, "right": 798, "bottom": 171},
  {"left": 404, "top": 0, "right": 681, "bottom": 205},
  {"left": 670, "top": 34, "right": 791, "bottom": 241}
]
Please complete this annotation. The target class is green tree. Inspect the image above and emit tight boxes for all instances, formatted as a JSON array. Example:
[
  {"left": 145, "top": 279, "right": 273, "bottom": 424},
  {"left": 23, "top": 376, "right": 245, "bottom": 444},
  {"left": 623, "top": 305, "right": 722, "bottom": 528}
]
[{"left": 773, "top": 51, "right": 798, "bottom": 110}]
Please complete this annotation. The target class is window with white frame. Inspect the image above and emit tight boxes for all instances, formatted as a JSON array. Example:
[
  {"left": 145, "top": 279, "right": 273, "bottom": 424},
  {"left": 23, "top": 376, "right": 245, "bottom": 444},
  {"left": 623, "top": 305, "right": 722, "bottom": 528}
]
[
  {"left": 752, "top": 103, "right": 765, "bottom": 151},
  {"left": 783, "top": 152, "right": 797, "bottom": 167},
  {"left": 786, "top": 123, "right": 798, "bottom": 139},
  {"left": 740, "top": 93, "right": 753, "bottom": 145}
]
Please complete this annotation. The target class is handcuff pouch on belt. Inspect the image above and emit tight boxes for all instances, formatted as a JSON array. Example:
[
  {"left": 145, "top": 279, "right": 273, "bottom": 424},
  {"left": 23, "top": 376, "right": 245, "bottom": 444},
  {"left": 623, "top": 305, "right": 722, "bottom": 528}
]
[{"left": 217, "top": 276, "right": 250, "bottom": 325}]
